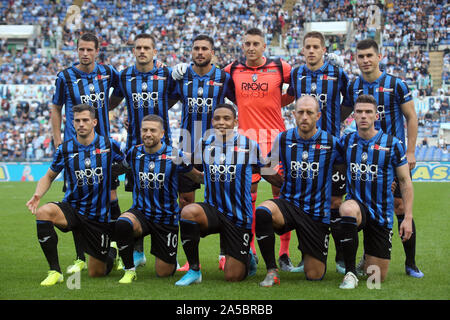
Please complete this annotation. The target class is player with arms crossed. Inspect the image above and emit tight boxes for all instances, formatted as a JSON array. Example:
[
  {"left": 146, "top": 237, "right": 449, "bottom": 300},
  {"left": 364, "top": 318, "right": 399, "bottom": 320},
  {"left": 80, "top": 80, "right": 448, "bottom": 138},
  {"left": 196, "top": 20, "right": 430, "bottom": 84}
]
[
  {"left": 255, "top": 96, "right": 343, "bottom": 286},
  {"left": 347, "top": 39, "right": 422, "bottom": 278},
  {"left": 338, "top": 94, "right": 414, "bottom": 289},
  {"left": 26, "top": 104, "right": 125, "bottom": 286}
]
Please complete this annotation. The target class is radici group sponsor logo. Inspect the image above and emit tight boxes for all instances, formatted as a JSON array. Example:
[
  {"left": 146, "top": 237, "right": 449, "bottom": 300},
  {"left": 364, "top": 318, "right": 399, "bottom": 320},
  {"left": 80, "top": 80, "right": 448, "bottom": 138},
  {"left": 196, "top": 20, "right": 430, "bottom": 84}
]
[
  {"left": 208, "top": 163, "right": 236, "bottom": 182},
  {"left": 74, "top": 167, "right": 104, "bottom": 186},
  {"left": 132, "top": 91, "right": 159, "bottom": 109},
  {"left": 350, "top": 161, "right": 378, "bottom": 181}
]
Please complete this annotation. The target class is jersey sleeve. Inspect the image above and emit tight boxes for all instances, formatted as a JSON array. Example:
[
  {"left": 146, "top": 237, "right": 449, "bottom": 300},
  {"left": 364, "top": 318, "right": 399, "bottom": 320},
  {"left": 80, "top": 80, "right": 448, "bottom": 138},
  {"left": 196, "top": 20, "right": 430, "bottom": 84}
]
[
  {"left": 281, "top": 59, "right": 291, "bottom": 84},
  {"left": 251, "top": 140, "right": 268, "bottom": 168},
  {"left": 111, "top": 69, "right": 124, "bottom": 98},
  {"left": 52, "top": 73, "right": 65, "bottom": 106},
  {"left": 396, "top": 79, "right": 413, "bottom": 105},
  {"left": 340, "top": 70, "right": 352, "bottom": 107},
  {"left": 111, "top": 138, "right": 125, "bottom": 162},
  {"left": 333, "top": 136, "right": 345, "bottom": 164},
  {"left": 176, "top": 149, "right": 194, "bottom": 173},
  {"left": 49, "top": 145, "right": 64, "bottom": 173},
  {"left": 224, "top": 72, "right": 236, "bottom": 103},
  {"left": 338, "top": 134, "right": 349, "bottom": 161},
  {"left": 125, "top": 147, "right": 134, "bottom": 168},
  {"left": 266, "top": 132, "right": 282, "bottom": 165},
  {"left": 287, "top": 67, "right": 296, "bottom": 97},
  {"left": 192, "top": 138, "right": 204, "bottom": 166},
  {"left": 345, "top": 81, "right": 355, "bottom": 108},
  {"left": 166, "top": 67, "right": 180, "bottom": 100},
  {"left": 392, "top": 138, "right": 407, "bottom": 168},
  {"left": 223, "top": 62, "right": 232, "bottom": 75}
]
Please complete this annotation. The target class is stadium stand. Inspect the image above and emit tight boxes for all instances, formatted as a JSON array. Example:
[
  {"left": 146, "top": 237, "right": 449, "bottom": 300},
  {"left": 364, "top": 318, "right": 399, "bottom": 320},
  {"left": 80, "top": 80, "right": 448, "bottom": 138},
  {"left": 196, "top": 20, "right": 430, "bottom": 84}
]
[{"left": 0, "top": 0, "right": 448, "bottom": 161}]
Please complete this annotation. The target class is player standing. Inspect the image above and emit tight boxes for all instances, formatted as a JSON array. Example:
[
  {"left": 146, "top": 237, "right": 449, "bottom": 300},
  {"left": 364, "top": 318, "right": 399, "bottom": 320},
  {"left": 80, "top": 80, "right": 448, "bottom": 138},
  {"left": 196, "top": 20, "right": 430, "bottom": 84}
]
[
  {"left": 286, "top": 31, "right": 352, "bottom": 274},
  {"left": 347, "top": 39, "right": 422, "bottom": 278},
  {"left": 172, "top": 34, "right": 234, "bottom": 272},
  {"left": 338, "top": 94, "right": 414, "bottom": 289},
  {"left": 110, "top": 33, "right": 179, "bottom": 268},
  {"left": 51, "top": 32, "right": 121, "bottom": 273},
  {"left": 172, "top": 28, "right": 290, "bottom": 268},
  {"left": 223, "top": 28, "right": 293, "bottom": 268}
]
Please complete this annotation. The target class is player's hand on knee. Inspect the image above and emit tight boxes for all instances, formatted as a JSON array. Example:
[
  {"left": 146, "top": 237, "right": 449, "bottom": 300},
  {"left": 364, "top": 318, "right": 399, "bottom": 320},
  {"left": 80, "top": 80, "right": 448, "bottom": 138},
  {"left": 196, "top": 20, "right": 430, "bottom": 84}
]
[
  {"left": 172, "top": 63, "right": 188, "bottom": 80},
  {"left": 26, "top": 194, "right": 41, "bottom": 215}
]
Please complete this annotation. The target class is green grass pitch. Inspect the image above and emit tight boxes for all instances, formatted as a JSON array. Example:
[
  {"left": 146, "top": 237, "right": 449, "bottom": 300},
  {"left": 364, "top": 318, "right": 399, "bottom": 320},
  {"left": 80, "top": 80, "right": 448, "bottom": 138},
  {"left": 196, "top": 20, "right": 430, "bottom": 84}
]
[{"left": 0, "top": 181, "right": 449, "bottom": 300}]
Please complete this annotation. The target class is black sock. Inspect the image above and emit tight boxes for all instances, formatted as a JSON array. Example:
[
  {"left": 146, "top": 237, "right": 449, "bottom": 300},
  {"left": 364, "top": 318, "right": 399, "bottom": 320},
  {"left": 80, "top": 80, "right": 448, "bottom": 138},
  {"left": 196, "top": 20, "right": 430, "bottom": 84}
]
[
  {"left": 36, "top": 220, "right": 61, "bottom": 273},
  {"left": 72, "top": 231, "right": 86, "bottom": 262},
  {"left": 219, "top": 236, "right": 225, "bottom": 256},
  {"left": 340, "top": 216, "right": 358, "bottom": 275},
  {"left": 179, "top": 219, "right": 201, "bottom": 271},
  {"left": 115, "top": 217, "right": 135, "bottom": 270},
  {"left": 134, "top": 236, "right": 144, "bottom": 252},
  {"left": 110, "top": 199, "right": 121, "bottom": 221},
  {"left": 397, "top": 214, "right": 417, "bottom": 266},
  {"left": 255, "top": 207, "right": 277, "bottom": 270},
  {"left": 330, "top": 208, "right": 344, "bottom": 262},
  {"left": 105, "top": 246, "right": 117, "bottom": 275}
]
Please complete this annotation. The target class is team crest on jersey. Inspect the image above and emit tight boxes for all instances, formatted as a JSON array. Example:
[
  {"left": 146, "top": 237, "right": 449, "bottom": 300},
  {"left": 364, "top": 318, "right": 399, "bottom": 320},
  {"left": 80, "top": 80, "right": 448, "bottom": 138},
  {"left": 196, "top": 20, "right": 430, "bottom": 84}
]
[
  {"left": 89, "top": 84, "right": 96, "bottom": 92},
  {"left": 252, "top": 74, "right": 258, "bottom": 82},
  {"left": 219, "top": 153, "right": 227, "bottom": 164},
  {"left": 84, "top": 158, "right": 91, "bottom": 167},
  {"left": 148, "top": 161, "right": 155, "bottom": 171},
  {"left": 153, "top": 75, "right": 167, "bottom": 80},
  {"left": 371, "top": 144, "right": 390, "bottom": 151},
  {"left": 320, "top": 75, "right": 337, "bottom": 81},
  {"left": 302, "top": 151, "right": 309, "bottom": 160},
  {"left": 377, "top": 87, "right": 394, "bottom": 93},
  {"left": 141, "top": 82, "right": 148, "bottom": 91},
  {"left": 361, "top": 152, "right": 368, "bottom": 162},
  {"left": 198, "top": 87, "right": 204, "bottom": 96},
  {"left": 311, "top": 83, "right": 317, "bottom": 92}
]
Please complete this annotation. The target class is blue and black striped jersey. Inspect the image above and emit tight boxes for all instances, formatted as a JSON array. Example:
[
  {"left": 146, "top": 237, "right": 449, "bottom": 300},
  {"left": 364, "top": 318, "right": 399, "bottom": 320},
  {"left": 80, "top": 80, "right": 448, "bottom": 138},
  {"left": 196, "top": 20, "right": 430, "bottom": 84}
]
[
  {"left": 346, "top": 71, "right": 413, "bottom": 144},
  {"left": 115, "top": 64, "right": 177, "bottom": 150},
  {"left": 270, "top": 128, "right": 343, "bottom": 224},
  {"left": 194, "top": 133, "right": 266, "bottom": 230},
  {"left": 52, "top": 63, "right": 119, "bottom": 140},
  {"left": 50, "top": 134, "right": 124, "bottom": 222},
  {"left": 174, "top": 64, "right": 233, "bottom": 153},
  {"left": 126, "top": 143, "right": 192, "bottom": 227},
  {"left": 339, "top": 130, "right": 407, "bottom": 229},
  {"left": 287, "top": 62, "right": 350, "bottom": 137}
]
